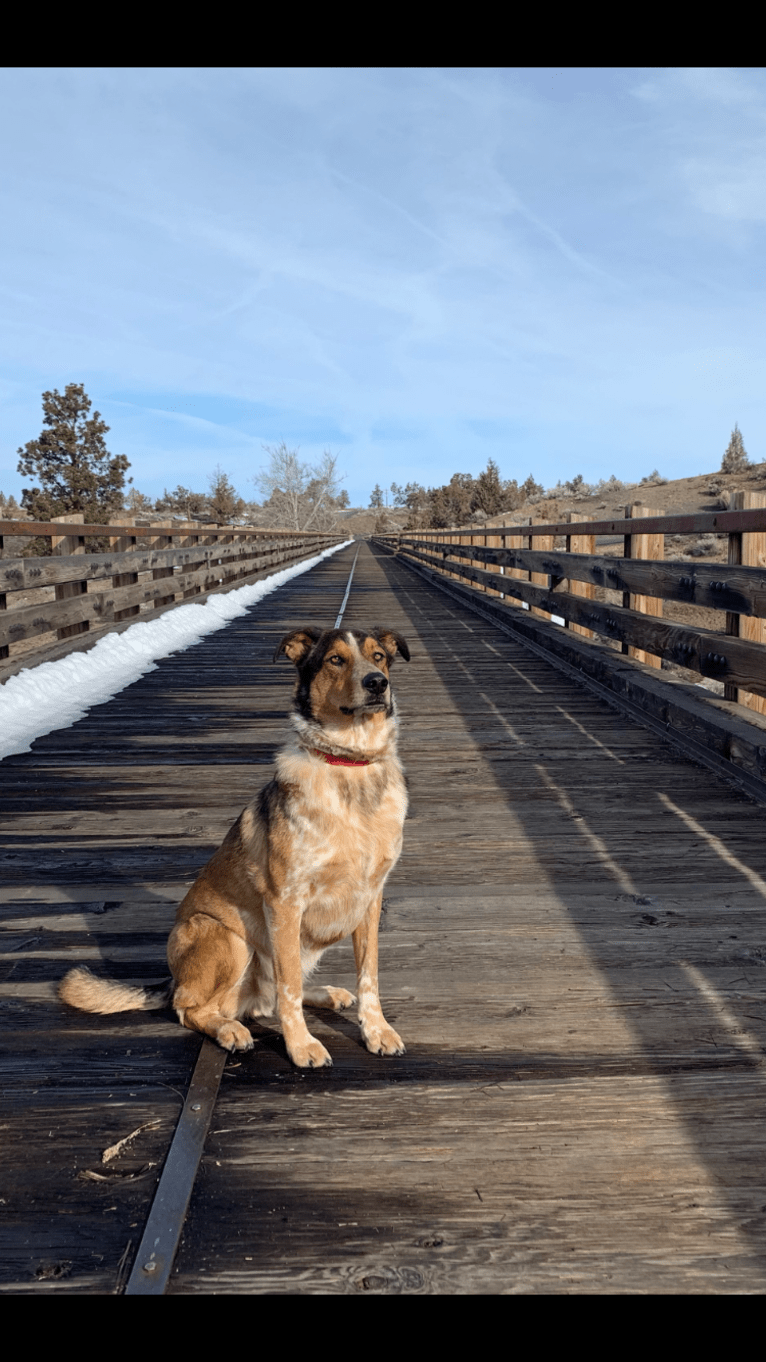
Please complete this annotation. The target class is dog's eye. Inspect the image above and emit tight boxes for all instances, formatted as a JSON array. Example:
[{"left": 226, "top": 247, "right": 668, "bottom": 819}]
[
  {"left": 328, "top": 654, "right": 344, "bottom": 667},
  {"left": 373, "top": 652, "right": 386, "bottom": 664}
]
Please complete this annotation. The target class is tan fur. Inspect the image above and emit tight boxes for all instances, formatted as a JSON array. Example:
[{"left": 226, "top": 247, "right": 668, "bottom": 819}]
[{"left": 59, "top": 627, "right": 410, "bottom": 1068}]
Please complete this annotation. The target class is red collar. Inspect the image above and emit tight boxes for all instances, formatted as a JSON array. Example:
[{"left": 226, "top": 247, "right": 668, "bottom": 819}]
[{"left": 312, "top": 748, "right": 372, "bottom": 767}]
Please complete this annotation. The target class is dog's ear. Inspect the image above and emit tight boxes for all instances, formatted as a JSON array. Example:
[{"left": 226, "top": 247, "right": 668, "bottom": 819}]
[
  {"left": 372, "top": 628, "right": 410, "bottom": 662},
  {"left": 274, "top": 627, "right": 323, "bottom": 665}
]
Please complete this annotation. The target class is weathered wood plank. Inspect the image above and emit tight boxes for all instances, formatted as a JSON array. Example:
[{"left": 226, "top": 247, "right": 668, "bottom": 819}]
[
  {"left": 379, "top": 505, "right": 766, "bottom": 540},
  {"left": 0, "top": 546, "right": 324, "bottom": 647},
  {"left": 398, "top": 538, "right": 766, "bottom": 618},
  {"left": 396, "top": 543, "right": 766, "bottom": 697},
  {"left": 726, "top": 490, "right": 766, "bottom": 715},
  {"left": 0, "top": 536, "right": 319, "bottom": 593},
  {"left": 622, "top": 501, "right": 664, "bottom": 668},
  {"left": 5, "top": 541, "right": 766, "bottom": 1294},
  {"left": 0, "top": 538, "right": 340, "bottom": 675},
  {"left": 565, "top": 511, "right": 595, "bottom": 639},
  {"left": 530, "top": 518, "right": 554, "bottom": 621}
]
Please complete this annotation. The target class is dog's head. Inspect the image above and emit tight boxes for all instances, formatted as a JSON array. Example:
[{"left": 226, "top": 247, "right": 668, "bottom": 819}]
[{"left": 274, "top": 627, "right": 410, "bottom": 724}]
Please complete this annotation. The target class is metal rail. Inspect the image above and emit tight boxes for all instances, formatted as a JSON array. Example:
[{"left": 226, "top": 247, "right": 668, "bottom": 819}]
[{"left": 125, "top": 1040, "right": 227, "bottom": 1295}]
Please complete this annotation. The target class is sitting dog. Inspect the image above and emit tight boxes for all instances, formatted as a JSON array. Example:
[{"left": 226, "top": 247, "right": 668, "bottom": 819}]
[{"left": 59, "top": 626, "right": 410, "bottom": 1068}]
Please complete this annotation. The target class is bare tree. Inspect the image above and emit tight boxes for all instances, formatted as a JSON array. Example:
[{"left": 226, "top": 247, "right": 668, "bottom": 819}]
[{"left": 254, "top": 443, "right": 344, "bottom": 531}]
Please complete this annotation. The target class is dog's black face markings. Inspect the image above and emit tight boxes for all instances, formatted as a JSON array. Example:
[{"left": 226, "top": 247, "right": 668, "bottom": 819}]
[{"left": 294, "top": 631, "right": 341, "bottom": 721}]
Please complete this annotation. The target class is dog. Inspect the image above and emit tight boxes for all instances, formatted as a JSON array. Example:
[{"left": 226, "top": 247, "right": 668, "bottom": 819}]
[{"left": 59, "top": 625, "right": 410, "bottom": 1068}]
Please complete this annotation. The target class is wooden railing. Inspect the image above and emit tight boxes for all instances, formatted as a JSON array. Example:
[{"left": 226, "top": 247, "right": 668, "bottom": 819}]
[
  {"left": 375, "top": 495, "right": 766, "bottom": 716},
  {"left": 0, "top": 516, "right": 343, "bottom": 678}
]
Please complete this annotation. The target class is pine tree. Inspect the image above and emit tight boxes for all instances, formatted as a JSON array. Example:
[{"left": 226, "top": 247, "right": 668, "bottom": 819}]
[
  {"left": 369, "top": 484, "right": 384, "bottom": 510},
  {"left": 721, "top": 424, "right": 749, "bottom": 474},
  {"left": 208, "top": 467, "right": 244, "bottom": 524},
  {"left": 17, "top": 384, "right": 130, "bottom": 522},
  {"left": 521, "top": 474, "right": 544, "bottom": 501},
  {"left": 474, "top": 459, "right": 503, "bottom": 515},
  {"left": 154, "top": 485, "right": 210, "bottom": 520},
  {"left": 125, "top": 487, "right": 155, "bottom": 516}
]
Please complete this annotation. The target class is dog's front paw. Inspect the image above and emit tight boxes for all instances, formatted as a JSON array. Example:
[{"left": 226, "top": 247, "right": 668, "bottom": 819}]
[
  {"left": 288, "top": 1034, "right": 333, "bottom": 1068},
  {"left": 215, "top": 1020, "right": 255, "bottom": 1052},
  {"left": 362, "top": 1023, "right": 405, "bottom": 1057}
]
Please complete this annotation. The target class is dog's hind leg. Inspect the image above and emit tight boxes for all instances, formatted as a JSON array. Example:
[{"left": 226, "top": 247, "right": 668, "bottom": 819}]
[
  {"left": 169, "top": 913, "right": 255, "bottom": 1053},
  {"left": 302, "top": 984, "right": 356, "bottom": 1010},
  {"left": 352, "top": 893, "right": 405, "bottom": 1057},
  {"left": 298, "top": 943, "right": 354, "bottom": 1010}
]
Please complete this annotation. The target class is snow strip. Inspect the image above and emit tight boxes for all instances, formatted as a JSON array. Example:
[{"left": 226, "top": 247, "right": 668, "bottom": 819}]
[{"left": 0, "top": 539, "right": 353, "bottom": 761}]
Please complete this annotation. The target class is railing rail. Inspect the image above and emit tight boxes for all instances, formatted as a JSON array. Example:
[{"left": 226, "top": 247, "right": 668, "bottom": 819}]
[
  {"left": 375, "top": 497, "right": 766, "bottom": 715},
  {"left": 0, "top": 517, "right": 343, "bottom": 676},
  {"left": 396, "top": 505, "right": 766, "bottom": 540}
]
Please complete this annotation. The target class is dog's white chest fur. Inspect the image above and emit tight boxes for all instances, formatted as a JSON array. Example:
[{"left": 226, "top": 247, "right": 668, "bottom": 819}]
[{"left": 268, "top": 745, "right": 407, "bottom": 939}]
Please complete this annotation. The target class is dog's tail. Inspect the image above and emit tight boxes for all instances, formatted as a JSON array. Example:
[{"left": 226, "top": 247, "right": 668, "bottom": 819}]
[{"left": 59, "top": 966, "right": 173, "bottom": 1015}]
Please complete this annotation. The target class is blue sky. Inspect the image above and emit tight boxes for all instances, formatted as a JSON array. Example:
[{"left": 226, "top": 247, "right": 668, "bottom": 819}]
[{"left": 2, "top": 67, "right": 765, "bottom": 509}]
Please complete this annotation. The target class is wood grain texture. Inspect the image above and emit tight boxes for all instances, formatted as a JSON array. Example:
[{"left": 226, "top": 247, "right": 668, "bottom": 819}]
[
  {"left": 565, "top": 512, "right": 595, "bottom": 640},
  {"left": 0, "top": 538, "right": 339, "bottom": 680},
  {"left": 378, "top": 506, "right": 766, "bottom": 540},
  {"left": 622, "top": 502, "right": 664, "bottom": 669},
  {"left": 393, "top": 538, "right": 766, "bottom": 619},
  {"left": 3, "top": 542, "right": 766, "bottom": 1293},
  {"left": 726, "top": 491, "right": 766, "bottom": 715},
  {"left": 394, "top": 544, "right": 766, "bottom": 698}
]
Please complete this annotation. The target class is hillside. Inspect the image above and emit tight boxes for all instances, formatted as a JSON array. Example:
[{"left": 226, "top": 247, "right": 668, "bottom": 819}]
[
  {"left": 483, "top": 462, "right": 766, "bottom": 529},
  {"left": 342, "top": 462, "right": 766, "bottom": 539}
]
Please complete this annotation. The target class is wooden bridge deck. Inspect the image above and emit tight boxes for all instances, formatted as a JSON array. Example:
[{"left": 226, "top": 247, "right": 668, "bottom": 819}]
[{"left": 3, "top": 540, "right": 766, "bottom": 1294}]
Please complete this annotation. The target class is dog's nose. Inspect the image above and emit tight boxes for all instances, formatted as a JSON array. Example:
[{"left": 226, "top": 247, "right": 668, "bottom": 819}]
[{"left": 362, "top": 672, "right": 388, "bottom": 695}]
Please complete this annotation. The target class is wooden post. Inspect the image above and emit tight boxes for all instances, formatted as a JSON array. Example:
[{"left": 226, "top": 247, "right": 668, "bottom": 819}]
[
  {"left": 530, "top": 516, "right": 553, "bottom": 620},
  {"left": 725, "top": 490, "right": 766, "bottom": 715},
  {"left": 565, "top": 511, "right": 595, "bottom": 638},
  {"left": 456, "top": 529, "right": 467, "bottom": 587},
  {"left": 447, "top": 528, "right": 457, "bottom": 582},
  {"left": 442, "top": 530, "right": 458, "bottom": 582},
  {"left": 52, "top": 512, "right": 88, "bottom": 640},
  {"left": 469, "top": 528, "right": 485, "bottom": 594},
  {"left": 485, "top": 526, "right": 502, "bottom": 597},
  {"left": 501, "top": 522, "right": 525, "bottom": 608},
  {"left": 181, "top": 522, "right": 204, "bottom": 599},
  {"left": 109, "top": 515, "right": 141, "bottom": 622},
  {"left": 150, "top": 520, "right": 177, "bottom": 610},
  {"left": 622, "top": 503, "right": 663, "bottom": 668}
]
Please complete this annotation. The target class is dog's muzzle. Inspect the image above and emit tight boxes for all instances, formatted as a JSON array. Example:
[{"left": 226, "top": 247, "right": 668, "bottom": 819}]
[
  {"left": 339, "top": 672, "right": 391, "bottom": 714},
  {"left": 362, "top": 672, "right": 388, "bottom": 698}
]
